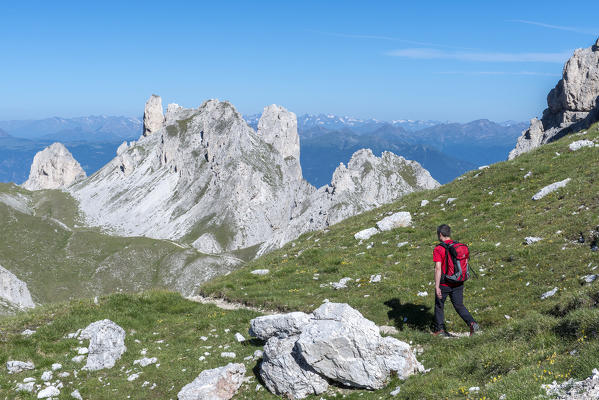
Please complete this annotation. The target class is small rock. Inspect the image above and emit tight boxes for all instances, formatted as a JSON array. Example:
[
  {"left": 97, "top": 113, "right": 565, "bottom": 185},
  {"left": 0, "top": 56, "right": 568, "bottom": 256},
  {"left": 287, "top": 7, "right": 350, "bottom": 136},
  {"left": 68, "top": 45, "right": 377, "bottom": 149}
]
[
  {"left": 397, "top": 241, "right": 408, "bottom": 248},
  {"left": 379, "top": 325, "right": 399, "bottom": 335},
  {"left": 251, "top": 269, "right": 269, "bottom": 275},
  {"left": 331, "top": 277, "right": 352, "bottom": 290},
  {"left": 71, "top": 389, "right": 83, "bottom": 400},
  {"left": 37, "top": 385, "right": 60, "bottom": 398},
  {"left": 76, "top": 347, "right": 89, "bottom": 355},
  {"left": 128, "top": 373, "right": 140, "bottom": 381},
  {"left": 469, "top": 386, "right": 480, "bottom": 393},
  {"left": 177, "top": 363, "right": 245, "bottom": 400},
  {"left": 133, "top": 357, "right": 157, "bottom": 367},
  {"left": 51, "top": 363, "right": 62, "bottom": 371},
  {"left": 220, "top": 352, "right": 236, "bottom": 358},
  {"left": 420, "top": 200, "right": 429, "bottom": 207},
  {"left": 369, "top": 274, "right": 382, "bottom": 283},
  {"left": 569, "top": 140, "right": 595, "bottom": 151},
  {"left": 41, "top": 371, "right": 53, "bottom": 381},
  {"left": 445, "top": 198, "right": 457, "bottom": 205},
  {"left": 80, "top": 319, "right": 126, "bottom": 371},
  {"left": 234, "top": 333, "right": 245, "bottom": 342},
  {"left": 532, "top": 178, "right": 571, "bottom": 201},
  {"left": 582, "top": 274, "right": 598, "bottom": 283},
  {"left": 21, "top": 329, "right": 36, "bottom": 336},
  {"left": 354, "top": 227, "right": 379, "bottom": 240},
  {"left": 524, "top": 236, "right": 543, "bottom": 245},
  {"left": 72, "top": 355, "right": 85, "bottom": 363},
  {"left": 390, "top": 386, "right": 401, "bottom": 396},
  {"left": 15, "top": 382, "right": 35, "bottom": 392},
  {"left": 417, "top": 291, "right": 428, "bottom": 297},
  {"left": 541, "top": 287, "right": 558, "bottom": 300},
  {"left": 6, "top": 360, "right": 35, "bottom": 374},
  {"left": 376, "top": 212, "right": 412, "bottom": 231}
]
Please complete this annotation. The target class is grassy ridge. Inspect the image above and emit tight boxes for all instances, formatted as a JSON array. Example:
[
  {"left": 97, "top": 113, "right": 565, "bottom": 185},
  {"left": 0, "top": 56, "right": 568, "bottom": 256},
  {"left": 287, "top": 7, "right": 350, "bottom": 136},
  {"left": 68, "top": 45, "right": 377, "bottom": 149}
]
[{"left": 200, "top": 124, "right": 599, "bottom": 398}]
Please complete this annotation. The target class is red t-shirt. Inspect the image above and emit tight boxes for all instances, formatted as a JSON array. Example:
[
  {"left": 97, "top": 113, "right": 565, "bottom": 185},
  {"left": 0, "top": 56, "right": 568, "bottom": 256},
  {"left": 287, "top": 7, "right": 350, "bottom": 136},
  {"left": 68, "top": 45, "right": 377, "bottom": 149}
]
[{"left": 433, "top": 240, "right": 462, "bottom": 287}]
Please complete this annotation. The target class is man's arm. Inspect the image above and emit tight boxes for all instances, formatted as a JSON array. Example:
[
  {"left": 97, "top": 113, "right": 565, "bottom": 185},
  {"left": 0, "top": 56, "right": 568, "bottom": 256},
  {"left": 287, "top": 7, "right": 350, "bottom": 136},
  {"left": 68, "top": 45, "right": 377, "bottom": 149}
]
[{"left": 435, "top": 261, "right": 442, "bottom": 299}]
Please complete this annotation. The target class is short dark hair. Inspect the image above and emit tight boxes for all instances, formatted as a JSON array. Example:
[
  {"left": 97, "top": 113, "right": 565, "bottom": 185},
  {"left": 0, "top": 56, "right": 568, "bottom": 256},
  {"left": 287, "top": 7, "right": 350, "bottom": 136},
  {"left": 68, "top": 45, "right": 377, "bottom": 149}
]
[{"left": 437, "top": 224, "right": 451, "bottom": 238}]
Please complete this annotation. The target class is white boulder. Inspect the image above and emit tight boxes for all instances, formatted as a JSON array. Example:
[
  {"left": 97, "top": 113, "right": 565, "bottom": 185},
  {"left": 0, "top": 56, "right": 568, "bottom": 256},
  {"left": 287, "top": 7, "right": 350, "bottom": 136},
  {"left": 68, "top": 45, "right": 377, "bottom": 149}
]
[
  {"left": 37, "top": 385, "right": 60, "bottom": 398},
  {"left": 569, "top": 140, "right": 596, "bottom": 151},
  {"left": 177, "top": 363, "right": 245, "bottom": 400},
  {"left": 354, "top": 227, "right": 379, "bottom": 240},
  {"left": 80, "top": 319, "right": 126, "bottom": 371},
  {"left": 541, "top": 287, "right": 559, "bottom": 300},
  {"left": 6, "top": 360, "right": 34, "bottom": 374},
  {"left": 376, "top": 212, "right": 412, "bottom": 231},
  {"left": 532, "top": 178, "right": 571, "bottom": 201},
  {"left": 524, "top": 237, "right": 543, "bottom": 245}
]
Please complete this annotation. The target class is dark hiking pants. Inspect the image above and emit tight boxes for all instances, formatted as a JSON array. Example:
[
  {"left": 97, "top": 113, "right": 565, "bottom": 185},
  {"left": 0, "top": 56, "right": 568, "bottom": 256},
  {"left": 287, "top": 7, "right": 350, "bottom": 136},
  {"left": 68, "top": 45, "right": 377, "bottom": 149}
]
[{"left": 434, "top": 284, "right": 475, "bottom": 331}]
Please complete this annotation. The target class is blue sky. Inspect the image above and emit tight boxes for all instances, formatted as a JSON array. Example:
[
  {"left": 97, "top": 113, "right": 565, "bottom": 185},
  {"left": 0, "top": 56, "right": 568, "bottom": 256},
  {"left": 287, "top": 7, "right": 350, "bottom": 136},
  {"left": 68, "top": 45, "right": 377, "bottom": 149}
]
[{"left": 1, "top": 1, "right": 598, "bottom": 122}]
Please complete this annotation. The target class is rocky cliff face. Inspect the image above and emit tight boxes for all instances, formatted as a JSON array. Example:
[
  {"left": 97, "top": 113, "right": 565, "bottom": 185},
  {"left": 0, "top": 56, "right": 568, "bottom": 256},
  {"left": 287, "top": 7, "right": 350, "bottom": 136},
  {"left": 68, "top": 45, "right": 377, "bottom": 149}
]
[
  {"left": 143, "top": 94, "right": 165, "bottom": 137},
  {"left": 0, "top": 264, "right": 34, "bottom": 311},
  {"left": 509, "top": 38, "right": 599, "bottom": 159},
  {"left": 70, "top": 96, "right": 438, "bottom": 256},
  {"left": 22, "top": 143, "right": 86, "bottom": 190}
]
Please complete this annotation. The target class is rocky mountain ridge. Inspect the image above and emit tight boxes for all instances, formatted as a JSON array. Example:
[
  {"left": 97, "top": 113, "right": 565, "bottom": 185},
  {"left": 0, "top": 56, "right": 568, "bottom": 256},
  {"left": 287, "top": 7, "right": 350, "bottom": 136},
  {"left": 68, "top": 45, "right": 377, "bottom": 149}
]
[
  {"left": 67, "top": 96, "right": 438, "bottom": 256},
  {"left": 510, "top": 37, "right": 599, "bottom": 159},
  {"left": 22, "top": 143, "right": 86, "bottom": 191}
]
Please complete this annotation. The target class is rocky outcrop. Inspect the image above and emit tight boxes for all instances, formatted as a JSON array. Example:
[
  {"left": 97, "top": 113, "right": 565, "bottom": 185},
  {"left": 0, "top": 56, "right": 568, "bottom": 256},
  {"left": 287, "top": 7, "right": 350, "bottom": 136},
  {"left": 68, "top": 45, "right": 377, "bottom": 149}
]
[
  {"left": 250, "top": 303, "right": 424, "bottom": 398},
  {"left": 70, "top": 96, "right": 438, "bottom": 257},
  {"left": 80, "top": 319, "right": 126, "bottom": 371},
  {"left": 142, "top": 94, "right": 165, "bottom": 136},
  {"left": 178, "top": 363, "right": 245, "bottom": 400},
  {"left": 22, "top": 143, "right": 86, "bottom": 190},
  {"left": 0, "top": 265, "right": 34, "bottom": 310},
  {"left": 509, "top": 38, "right": 599, "bottom": 159}
]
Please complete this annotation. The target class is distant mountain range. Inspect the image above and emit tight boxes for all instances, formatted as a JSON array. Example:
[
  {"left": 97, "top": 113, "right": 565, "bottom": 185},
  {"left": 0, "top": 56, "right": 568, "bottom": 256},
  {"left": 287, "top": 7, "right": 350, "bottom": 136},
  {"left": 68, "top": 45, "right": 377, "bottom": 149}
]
[{"left": 0, "top": 113, "right": 526, "bottom": 185}]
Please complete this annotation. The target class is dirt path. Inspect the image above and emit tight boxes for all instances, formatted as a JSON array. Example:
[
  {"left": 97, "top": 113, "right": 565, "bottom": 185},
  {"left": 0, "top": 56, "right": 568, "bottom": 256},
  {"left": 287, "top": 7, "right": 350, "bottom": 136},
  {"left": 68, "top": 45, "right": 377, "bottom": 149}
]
[{"left": 186, "top": 295, "right": 275, "bottom": 314}]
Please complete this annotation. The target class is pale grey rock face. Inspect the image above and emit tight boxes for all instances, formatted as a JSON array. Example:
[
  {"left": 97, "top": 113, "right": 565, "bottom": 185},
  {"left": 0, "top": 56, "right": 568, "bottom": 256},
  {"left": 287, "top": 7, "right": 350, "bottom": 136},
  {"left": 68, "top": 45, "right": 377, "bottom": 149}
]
[
  {"left": 22, "top": 143, "right": 86, "bottom": 191},
  {"left": 143, "top": 94, "right": 165, "bottom": 136},
  {"left": 6, "top": 360, "right": 34, "bottom": 374},
  {"left": 249, "top": 312, "right": 312, "bottom": 340},
  {"left": 0, "top": 265, "right": 34, "bottom": 310},
  {"left": 71, "top": 96, "right": 438, "bottom": 264},
  {"left": 510, "top": 38, "right": 599, "bottom": 159},
  {"left": 80, "top": 319, "right": 126, "bottom": 371},
  {"left": 296, "top": 303, "right": 423, "bottom": 389},
  {"left": 260, "top": 336, "right": 328, "bottom": 399},
  {"left": 543, "top": 367, "right": 599, "bottom": 400},
  {"left": 177, "top": 363, "right": 245, "bottom": 400},
  {"left": 376, "top": 212, "right": 412, "bottom": 231}
]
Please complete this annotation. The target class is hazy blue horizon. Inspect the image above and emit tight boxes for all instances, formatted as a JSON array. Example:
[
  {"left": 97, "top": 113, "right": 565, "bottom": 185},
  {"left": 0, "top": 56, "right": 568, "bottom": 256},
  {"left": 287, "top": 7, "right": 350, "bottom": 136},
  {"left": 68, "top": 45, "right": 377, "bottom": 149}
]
[{"left": 2, "top": 1, "right": 598, "bottom": 122}]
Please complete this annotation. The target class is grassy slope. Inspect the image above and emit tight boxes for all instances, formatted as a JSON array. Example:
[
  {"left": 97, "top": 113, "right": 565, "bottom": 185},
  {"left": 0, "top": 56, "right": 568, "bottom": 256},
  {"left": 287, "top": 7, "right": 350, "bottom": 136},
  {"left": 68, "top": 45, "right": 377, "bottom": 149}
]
[
  {"left": 0, "top": 184, "right": 236, "bottom": 306},
  {"left": 200, "top": 124, "right": 599, "bottom": 399}
]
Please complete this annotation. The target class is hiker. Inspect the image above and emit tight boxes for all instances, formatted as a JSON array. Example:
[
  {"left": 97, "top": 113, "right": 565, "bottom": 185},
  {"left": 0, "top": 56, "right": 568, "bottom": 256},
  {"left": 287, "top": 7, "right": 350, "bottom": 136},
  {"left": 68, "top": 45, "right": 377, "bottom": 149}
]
[{"left": 432, "top": 224, "right": 480, "bottom": 337}]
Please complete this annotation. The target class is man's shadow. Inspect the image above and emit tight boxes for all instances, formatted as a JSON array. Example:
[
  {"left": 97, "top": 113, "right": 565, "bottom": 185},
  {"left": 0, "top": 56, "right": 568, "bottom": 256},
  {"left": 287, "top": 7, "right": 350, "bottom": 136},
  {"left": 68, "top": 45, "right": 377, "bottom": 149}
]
[{"left": 384, "top": 298, "right": 433, "bottom": 331}]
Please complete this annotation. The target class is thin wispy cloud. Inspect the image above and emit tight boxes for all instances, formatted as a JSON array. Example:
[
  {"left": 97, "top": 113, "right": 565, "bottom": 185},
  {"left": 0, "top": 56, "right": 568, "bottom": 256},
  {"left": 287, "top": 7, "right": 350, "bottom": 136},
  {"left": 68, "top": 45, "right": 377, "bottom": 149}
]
[
  {"left": 436, "top": 71, "right": 561, "bottom": 77},
  {"left": 386, "top": 48, "right": 571, "bottom": 63},
  {"left": 509, "top": 19, "right": 598, "bottom": 35},
  {"left": 310, "top": 30, "right": 479, "bottom": 50}
]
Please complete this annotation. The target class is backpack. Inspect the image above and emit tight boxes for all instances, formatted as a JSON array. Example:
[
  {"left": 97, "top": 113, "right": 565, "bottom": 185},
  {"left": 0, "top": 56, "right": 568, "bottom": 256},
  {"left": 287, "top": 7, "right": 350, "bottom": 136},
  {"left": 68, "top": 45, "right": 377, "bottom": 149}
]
[{"left": 437, "top": 241, "right": 470, "bottom": 283}]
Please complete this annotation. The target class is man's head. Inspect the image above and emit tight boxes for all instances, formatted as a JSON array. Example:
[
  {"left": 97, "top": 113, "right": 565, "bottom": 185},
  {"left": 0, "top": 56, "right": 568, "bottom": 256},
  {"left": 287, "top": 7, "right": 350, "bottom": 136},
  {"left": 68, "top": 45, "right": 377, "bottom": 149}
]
[{"left": 437, "top": 224, "right": 451, "bottom": 240}]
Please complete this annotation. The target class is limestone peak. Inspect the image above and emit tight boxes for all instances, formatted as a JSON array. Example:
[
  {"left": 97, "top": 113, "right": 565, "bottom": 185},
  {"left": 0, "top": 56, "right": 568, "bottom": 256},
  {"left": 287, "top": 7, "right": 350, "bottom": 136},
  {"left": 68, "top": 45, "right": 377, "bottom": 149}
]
[{"left": 22, "top": 142, "right": 86, "bottom": 191}]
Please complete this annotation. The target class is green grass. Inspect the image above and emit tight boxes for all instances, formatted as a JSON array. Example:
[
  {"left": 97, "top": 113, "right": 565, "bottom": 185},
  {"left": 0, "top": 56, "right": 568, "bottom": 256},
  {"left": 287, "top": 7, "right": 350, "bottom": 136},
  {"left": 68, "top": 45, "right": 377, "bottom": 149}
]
[{"left": 199, "top": 123, "right": 599, "bottom": 398}]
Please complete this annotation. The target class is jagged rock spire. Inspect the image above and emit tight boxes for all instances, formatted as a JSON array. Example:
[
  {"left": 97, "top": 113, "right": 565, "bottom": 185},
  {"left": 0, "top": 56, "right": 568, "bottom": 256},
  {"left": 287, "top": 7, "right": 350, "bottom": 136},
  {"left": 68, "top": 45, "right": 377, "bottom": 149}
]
[
  {"left": 22, "top": 143, "right": 86, "bottom": 191},
  {"left": 142, "top": 94, "right": 165, "bottom": 137}
]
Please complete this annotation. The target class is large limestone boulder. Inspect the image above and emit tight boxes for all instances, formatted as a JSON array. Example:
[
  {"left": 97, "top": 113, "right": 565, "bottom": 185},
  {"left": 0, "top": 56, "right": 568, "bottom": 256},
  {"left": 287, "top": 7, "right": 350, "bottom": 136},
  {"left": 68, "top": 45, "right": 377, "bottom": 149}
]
[
  {"left": 510, "top": 38, "right": 599, "bottom": 159},
  {"left": 260, "top": 336, "right": 328, "bottom": 399},
  {"left": 177, "top": 363, "right": 245, "bottom": 400},
  {"left": 143, "top": 94, "right": 165, "bottom": 136},
  {"left": 249, "top": 303, "right": 423, "bottom": 397},
  {"left": 22, "top": 143, "right": 86, "bottom": 190},
  {"left": 80, "top": 319, "right": 126, "bottom": 371},
  {"left": 0, "top": 265, "right": 35, "bottom": 310}
]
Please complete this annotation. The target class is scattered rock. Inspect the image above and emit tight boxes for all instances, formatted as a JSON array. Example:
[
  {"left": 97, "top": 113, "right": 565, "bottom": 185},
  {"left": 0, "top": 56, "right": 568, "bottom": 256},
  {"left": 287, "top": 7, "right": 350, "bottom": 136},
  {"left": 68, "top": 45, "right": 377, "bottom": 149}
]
[
  {"left": 6, "top": 360, "right": 34, "bottom": 374},
  {"left": 80, "top": 319, "right": 126, "bottom": 371},
  {"left": 234, "top": 333, "right": 245, "bottom": 342},
  {"left": 369, "top": 274, "right": 382, "bottom": 283},
  {"left": 134, "top": 357, "right": 157, "bottom": 367},
  {"left": 177, "top": 363, "right": 245, "bottom": 400},
  {"left": 51, "top": 363, "right": 62, "bottom": 371},
  {"left": 524, "top": 237, "right": 543, "bottom": 245},
  {"left": 71, "top": 389, "right": 83, "bottom": 400},
  {"left": 420, "top": 200, "right": 429, "bottom": 207},
  {"left": 221, "top": 352, "right": 236, "bottom": 359},
  {"left": 569, "top": 140, "right": 596, "bottom": 151},
  {"left": 541, "top": 287, "right": 559, "bottom": 300},
  {"left": 331, "top": 277, "right": 353, "bottom": 290},
  {"left": 37, "top": 385, "right": 60, "bottom": 398},
  {"left": 16, "top": 382, "right": 34, "bottom": 392},
  {"left": 417, "top": 291, "right": 428, "bottom": 297},
  {"left": 379, "top": 325, "right": 399, "bottom": 335},
  {"left": 251, "top": 269, "right": 269, "bottom": 276},
  {"left": 582, "top": 274, "right": 598, "bottom": 284},
  {"left": 397, "top": 241, "right": 408, "bottom": 248},
  {"left": 445, "top": 198, "right": 457, "bottom": 205},
  {"left": 22, "top": 142, "right": 86, "bottom": 190},
  {"left": 41, "top": 370, "right": 52, "bottom": 381},
  {"left": 354, "top": 227, "right": 379, "bottom": 240},
  {"left": 376, "top": 212, "right": 412, "bottom": 231},
  {"left": 128, "top": 373, "right": 140, "bottom": 381},
  {"left": 532, "top": 178, "right": 571, "bottom": 200},
  {"left": 543, "top": 367, "right": 599, "bottom": 399}
]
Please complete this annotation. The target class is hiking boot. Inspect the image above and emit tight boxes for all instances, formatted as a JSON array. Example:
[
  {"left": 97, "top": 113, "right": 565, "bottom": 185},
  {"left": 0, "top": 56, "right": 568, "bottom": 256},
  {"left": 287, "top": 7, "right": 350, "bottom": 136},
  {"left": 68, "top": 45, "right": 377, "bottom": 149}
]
[
  {"left": 432, "top": 329, "right": 454, "bottom": 338},
  {"left": 470, "top": 322, "right": 481, "bottom": 336}
]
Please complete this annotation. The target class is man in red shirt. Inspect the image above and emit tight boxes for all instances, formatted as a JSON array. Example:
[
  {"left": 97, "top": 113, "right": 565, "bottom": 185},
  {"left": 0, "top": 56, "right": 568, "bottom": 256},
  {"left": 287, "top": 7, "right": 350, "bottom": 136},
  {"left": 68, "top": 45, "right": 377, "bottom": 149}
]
[{"left": 433, "top": 224, "right": 480, "bottom": 337}]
